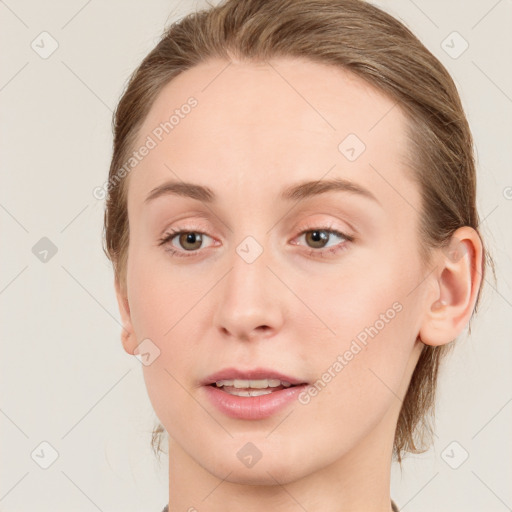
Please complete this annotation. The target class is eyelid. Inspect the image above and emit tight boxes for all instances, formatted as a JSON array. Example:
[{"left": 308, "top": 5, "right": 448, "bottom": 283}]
[
  {"left": 291, "top": 223, "right": 354, "bottom": 257},
  {"left": 294, "top": 220, "right": 354, "bottom": 240}
]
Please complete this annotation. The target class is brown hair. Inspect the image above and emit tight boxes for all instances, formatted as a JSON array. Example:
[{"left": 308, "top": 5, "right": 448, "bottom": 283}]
[{"left": 103, "top": 0, "right": 490, "bottom": 464}]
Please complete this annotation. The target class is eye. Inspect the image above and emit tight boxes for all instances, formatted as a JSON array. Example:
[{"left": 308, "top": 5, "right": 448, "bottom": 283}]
[
  {"left": 293, "top": 224, "right": 354, "bottom": 257},
  {"left": 158, "top": 223, "right": 354, "bottom": 259},
  {"left": 157, "top": 228, "right": 214, "bottom": 258}
]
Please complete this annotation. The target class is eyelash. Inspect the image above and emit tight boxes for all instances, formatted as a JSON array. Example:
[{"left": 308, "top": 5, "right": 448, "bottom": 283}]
[{"left": 157, "top": 223, "right": 354, "bottom": 259}]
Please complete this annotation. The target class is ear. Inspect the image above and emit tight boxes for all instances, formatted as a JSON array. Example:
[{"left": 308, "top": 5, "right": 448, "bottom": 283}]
[
  {"left": 114, "top": 276, "right": 137, "bottom": 355},
  {"left": 419, "top": 226, "right": 483, "bottom": 346}
]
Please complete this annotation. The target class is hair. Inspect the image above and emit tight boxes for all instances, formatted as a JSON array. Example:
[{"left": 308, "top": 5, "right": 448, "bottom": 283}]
[{"left": 103, "top": 0, "right": 491, "bottom": 464}]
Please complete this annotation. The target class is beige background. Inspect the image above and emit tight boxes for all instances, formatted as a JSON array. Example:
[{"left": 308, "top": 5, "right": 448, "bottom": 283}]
[{"left": 0, "top": 1, "right": 511, "bottom": 511}]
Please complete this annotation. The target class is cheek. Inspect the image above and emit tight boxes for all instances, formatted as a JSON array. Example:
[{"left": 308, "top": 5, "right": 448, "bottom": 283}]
[
  {"left": 126, "top": 240, "right": 199, "bottom": 337},
  {"left": 301, "top": 258, "right": 421, "bottom": 408},
  {"left": 126, "top": 254, "right": 204, "bottom": 427},
  {"left": 125, "top": 241, "right": 217, "bottom": 388},
  {"left": 306, "top": 254, "right": 418, "bottom": 347},
  {"left": 297, "top": 298, "right": 417, "bottom": 448}
]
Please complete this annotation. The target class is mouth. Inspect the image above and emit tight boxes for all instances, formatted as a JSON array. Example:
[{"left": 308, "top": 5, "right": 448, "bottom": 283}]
[
  {"left": 201, "top": 369, "right": 310, "bottom": 420},
  {"left": 209, "top": 378, "right": 304, "bottom": 397},
  {"left": 201, "top": 367, "right": 309, "bottom": 396}
]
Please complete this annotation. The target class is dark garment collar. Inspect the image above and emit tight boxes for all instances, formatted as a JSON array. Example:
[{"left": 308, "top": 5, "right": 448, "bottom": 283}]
[{"left": 162, "top": 499, "right": 399, "bottom": 511}]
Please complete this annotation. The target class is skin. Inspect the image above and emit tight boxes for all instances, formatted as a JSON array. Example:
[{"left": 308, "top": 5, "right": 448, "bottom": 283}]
[{"left": 115, "top": 57, "right": 483, "bottom": 512}]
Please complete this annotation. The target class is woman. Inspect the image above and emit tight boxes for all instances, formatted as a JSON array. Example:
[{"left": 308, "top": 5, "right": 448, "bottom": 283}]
[{"left": 102, "top": 0, "right": 488, "bottom": 510}]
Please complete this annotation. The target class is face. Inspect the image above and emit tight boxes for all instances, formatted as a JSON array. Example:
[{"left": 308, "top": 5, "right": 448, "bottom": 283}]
[{"left": 118, "top": 57, "right": 428, "bottom": 484}]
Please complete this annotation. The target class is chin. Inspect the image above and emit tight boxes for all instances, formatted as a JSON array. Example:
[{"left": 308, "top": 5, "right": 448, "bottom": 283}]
[{"left": 193, "top": 438, "right": 318, "bottom": 486}]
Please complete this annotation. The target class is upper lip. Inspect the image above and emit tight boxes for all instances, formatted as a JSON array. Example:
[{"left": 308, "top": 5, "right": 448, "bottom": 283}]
[{"left": 201, "top": 367, "right": 307, "bottom": 386}]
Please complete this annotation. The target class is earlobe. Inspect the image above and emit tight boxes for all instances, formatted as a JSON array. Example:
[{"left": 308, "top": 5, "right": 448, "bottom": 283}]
[
  {"left": 419, "top": 227, "right": 483, "bottom": 347},
  {"left": 114, "top": 276, "right": 137, "bottom": 355}
]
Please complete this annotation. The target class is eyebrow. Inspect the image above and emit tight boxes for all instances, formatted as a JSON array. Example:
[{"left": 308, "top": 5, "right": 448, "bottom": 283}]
[{"left": 144, "top": 177, "right": 380, "bottom": 205}]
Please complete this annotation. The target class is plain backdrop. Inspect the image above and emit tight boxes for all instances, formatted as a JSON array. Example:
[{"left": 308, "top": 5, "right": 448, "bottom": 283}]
[{"left": 0, "top": 1, "right": 511, "bottom": 511}]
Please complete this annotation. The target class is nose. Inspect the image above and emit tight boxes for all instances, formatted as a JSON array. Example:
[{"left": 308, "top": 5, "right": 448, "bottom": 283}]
[{"left": 212, "top": 244, "right": 285, "bottom": 342}]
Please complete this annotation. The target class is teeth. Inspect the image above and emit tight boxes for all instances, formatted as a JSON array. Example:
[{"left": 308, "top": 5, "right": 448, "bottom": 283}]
[
  {"left": 223, "top": 388, "right": 274, "bottom": 397},
  {"left": 215, "top": 378, "right": 293, "bottom": 388}
]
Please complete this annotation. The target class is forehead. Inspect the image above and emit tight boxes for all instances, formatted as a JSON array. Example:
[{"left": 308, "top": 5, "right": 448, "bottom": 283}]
[{"left": 127, "top": 57, "right": 413, "bottom": 209}]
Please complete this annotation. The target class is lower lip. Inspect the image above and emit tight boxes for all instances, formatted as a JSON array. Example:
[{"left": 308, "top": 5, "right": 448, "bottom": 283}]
[{"left": 203, "top": 384, "right": 308, "bottom": 420}]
